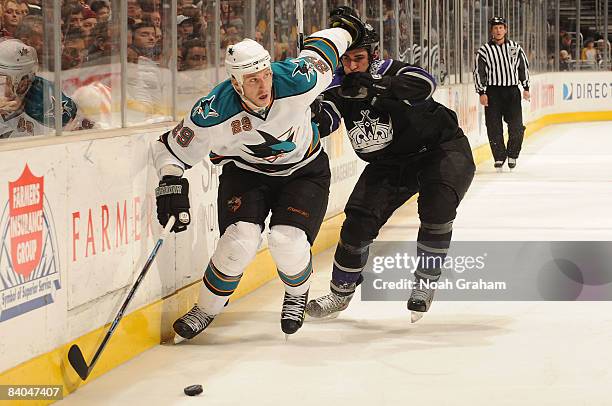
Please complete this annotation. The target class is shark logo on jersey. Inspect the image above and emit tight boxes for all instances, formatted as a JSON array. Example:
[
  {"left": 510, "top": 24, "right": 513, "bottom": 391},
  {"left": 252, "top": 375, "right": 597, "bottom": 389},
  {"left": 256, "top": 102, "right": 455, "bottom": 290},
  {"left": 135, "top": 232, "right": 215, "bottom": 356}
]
[
  {"left": 43, "top": 96, "right": 75, "bottom": 126},
  {"left": 244, "top": 128, "right": 297, "bottom": 162},
  {"left": 290, "top": 59, "right": 315, "bottom": 82},
  {"left": 347, "top": 110, "right": 392, "bottom": 153},
  {"left": 192, "top": 95, "right": 219, "bottom": 120}
]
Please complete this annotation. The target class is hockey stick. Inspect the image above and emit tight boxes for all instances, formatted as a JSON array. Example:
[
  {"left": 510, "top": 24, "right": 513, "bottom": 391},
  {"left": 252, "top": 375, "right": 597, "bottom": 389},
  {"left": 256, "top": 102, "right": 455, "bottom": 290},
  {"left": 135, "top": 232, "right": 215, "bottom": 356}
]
[
  {"left": 296, "top": 0, "right": 304, "bottom": 53},
  {"left": 68, "top": 216, "right": 176, "bottom": 381}
]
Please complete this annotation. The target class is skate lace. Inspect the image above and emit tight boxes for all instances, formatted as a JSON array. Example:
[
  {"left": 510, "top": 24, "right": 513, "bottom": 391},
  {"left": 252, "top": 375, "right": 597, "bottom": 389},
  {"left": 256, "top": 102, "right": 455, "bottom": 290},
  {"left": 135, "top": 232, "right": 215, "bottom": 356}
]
[
  {"left": 411, "top": 286, "right": 434, "bottom": 302},
  {"left": 317, "top": 292, "right": 347, "bottom": 311},
  {"left": 282, "top": 293, "right": 308, "bottom": 322},
  {"left": 182, "top": 305, "right": 212, "bottom": 331}
]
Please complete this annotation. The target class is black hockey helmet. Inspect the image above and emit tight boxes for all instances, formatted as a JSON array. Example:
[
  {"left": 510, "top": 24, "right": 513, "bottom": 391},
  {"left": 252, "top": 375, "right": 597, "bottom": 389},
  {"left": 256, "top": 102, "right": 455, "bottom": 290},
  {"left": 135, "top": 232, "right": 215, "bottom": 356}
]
[
  {"left": 330, "top": 6, "right": 379, "bottom": 55},
  {"left": 489, "top": 16, "right": 507, "bottom": 27},
  {"left": 348, "top": 22, "right": 379, "bottom": 56}
]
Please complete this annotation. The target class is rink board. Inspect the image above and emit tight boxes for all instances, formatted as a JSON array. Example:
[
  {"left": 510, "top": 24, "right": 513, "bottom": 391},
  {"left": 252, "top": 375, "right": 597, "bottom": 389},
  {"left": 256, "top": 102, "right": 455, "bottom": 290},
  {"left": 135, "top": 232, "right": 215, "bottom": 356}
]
[{"left": 0, "top": 71, "right": 611, "bottom": 405}]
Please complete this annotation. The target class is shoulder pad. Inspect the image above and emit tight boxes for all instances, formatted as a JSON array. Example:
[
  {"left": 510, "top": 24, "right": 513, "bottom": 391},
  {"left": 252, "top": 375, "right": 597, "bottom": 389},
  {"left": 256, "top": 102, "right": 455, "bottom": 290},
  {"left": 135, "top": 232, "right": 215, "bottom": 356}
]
[
  {"left": 190, "top": 80, "right": 241, "bottom": 127},
  {"left": 369, "top": 59, "right": 395, "bottom": 76},
  {"left": 271, "top": 59, "right": 317, "bottom": 99},
  {"left": 24, "top": 76, "right": 78, "bottom": 128}
]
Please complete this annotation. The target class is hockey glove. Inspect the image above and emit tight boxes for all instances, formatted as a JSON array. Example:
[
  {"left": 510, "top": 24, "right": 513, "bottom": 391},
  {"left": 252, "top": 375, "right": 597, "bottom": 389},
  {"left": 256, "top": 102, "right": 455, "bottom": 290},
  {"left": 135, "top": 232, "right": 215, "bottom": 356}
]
[
  {"left": 310, "top": 96, "right": 323, "bottom": 121},
  {"left": 340, "top": 72, "right": 392, "bottom": 99},
  {"left": 155, "top": 176, "right": 191, "bottom": 233},
  {"left": 329, "top": 6, "right": 365, "bottom": 47}
]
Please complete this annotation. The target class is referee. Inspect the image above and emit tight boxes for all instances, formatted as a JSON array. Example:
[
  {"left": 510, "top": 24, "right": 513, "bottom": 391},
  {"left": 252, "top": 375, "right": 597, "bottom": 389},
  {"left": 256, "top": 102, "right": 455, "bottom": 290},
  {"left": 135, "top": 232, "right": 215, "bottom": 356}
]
[{"left": 474, "top": 16, "right": 530, "bottom": 170}]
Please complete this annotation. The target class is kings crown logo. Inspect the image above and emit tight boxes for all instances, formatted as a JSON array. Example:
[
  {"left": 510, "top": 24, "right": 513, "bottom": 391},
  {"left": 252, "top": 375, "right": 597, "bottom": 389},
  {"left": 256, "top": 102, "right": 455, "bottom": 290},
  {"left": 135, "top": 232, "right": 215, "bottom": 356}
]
[{"left": 0, "top": 165, "right": 61, "bottom": 322}]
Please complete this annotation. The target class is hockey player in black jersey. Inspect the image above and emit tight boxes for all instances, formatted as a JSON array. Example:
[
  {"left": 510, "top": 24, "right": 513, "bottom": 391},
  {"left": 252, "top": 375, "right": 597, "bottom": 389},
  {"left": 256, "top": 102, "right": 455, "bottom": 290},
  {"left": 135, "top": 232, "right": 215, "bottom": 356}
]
[{"left": 307, "top": 7, "right": 475, "bottom": 322}]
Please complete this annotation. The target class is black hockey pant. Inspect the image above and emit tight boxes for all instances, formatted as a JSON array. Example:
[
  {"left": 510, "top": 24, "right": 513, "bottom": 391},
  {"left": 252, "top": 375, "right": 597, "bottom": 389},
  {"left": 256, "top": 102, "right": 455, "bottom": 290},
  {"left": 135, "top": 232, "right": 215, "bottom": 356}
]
[
  {"left": 329, "top": 136, "right": 476, "bottom": 295},
  {"left": 484, "top": 86, "right": 526, "bottom": 162}
]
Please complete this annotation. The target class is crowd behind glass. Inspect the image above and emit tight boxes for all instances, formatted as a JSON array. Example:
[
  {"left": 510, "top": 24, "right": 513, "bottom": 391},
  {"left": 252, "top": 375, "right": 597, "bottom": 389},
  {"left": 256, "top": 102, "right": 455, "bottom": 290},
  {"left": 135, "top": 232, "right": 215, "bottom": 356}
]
[{"left": 0, "top": 0, "right": 609, "bottom": 137}]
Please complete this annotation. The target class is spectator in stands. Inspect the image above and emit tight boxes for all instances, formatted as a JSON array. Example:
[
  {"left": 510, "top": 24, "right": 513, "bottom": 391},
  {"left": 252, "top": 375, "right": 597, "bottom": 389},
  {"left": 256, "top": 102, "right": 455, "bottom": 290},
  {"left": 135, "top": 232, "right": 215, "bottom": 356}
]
[
  {"left": 14, "top": 15, "right": 43, "bottom": 64},
  {"left": 581, "top": 39, "right": 598, "bottom": 67},
  {"left": 81, "top": 6, "right": 98, "bottom": 46},
  {"left": 255, "top": 29, "right": 264, "bottom": 45},
  {"left": 139, "top": 0, "right": 154, "bottom": 12},
  {"left": 128, "top": 0, "right": 143, "bottom": 24},
  {"left": 229, "top": 18, "right": 245, "bottom": 38},
  {"left": 86, "top": 21, "right": 116, "bottom": 66},
  {"left": 154, "top": 25, "right": 162, "bottom": 45},
  {"left": 65, "top": 2, "right": 84, "bottom": 32},
  {"left": 150, "top": 0, "right": 162, "bottom": 13},
  {"left": 560, "top": 33, "right": 572, "bottom": 53},
  {"left": 178, "top": 0, "right": 194, "bottom": 15},
  {"left": 130, "top": 19, "right": 160, "bottom": 63},
  {"left": 17, "top": 0, "right": 27, "bottom": 17},
  {"left": 144, "top": 10, "right": 161, "bottom": 28},
  {"left": 181, "top": 2, "right": 199, "bottom": 17},
  {"left": 182, "top": 4, "right": 204, "bottom": 36},
  {"left": 180, "top": 38, "right": 207, "bottom": 71},
  {"left": 559, "top": 49, "right": 572, "bottom": 71},
  {"left": 91, "top": 1, "right": 110, "bottom": 23},
  {"left": 127, "top": 22, "right": 139, "bottom": 63},
  {"left": 220, "top": 0, "right": 237, "bottom": 29},
  {"left": 1, "top": 0, "right": 27, "bottom": 37},
  {"left": 62, "top": 28, "right": 88, "bottom": 70},
  {"left": 271, "top": 29, "right": 288, "bottom": 61},
  {"left": 223, "top": 22, "right": 243, "bottom": 44},
  {"left": 177, "top": 15, "right": 194, "bottom": 45}
]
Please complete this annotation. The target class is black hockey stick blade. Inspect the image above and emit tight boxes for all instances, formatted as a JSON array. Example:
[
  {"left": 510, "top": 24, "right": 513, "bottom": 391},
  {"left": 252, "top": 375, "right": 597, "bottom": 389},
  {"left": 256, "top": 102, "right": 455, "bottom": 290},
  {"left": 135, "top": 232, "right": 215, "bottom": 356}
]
[{"left": 68, "top": 344, "right": 90, "bottom": 380}]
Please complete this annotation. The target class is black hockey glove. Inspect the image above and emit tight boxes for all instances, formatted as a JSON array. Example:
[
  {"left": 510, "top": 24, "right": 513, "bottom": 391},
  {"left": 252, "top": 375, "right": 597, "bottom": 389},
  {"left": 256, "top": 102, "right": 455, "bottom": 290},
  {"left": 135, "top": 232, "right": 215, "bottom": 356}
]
[
  {"left": 340, "top": 72, "right": 392, "bottom": 99},
  {"left": 310, "top": 96, "right": 323, "bottom": 121},
  {"left": 329, "top": 6, "right": 365, "bottom": 47},
  {"left": 155, "top": 176, "right": 191, "bottom": 233}
]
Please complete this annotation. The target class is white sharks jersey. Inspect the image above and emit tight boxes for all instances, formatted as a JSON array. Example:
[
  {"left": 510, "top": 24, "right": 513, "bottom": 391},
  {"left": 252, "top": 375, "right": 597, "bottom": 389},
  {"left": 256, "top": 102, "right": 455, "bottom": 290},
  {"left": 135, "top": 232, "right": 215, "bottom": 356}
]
[
  {"left": 154, "top": 28, "right": 351, "bottom": 176},
  {"left": 0, "top": 77, "right": 94, "bottom": 139},
  {"left": 0, "top": 110, "right": 50, "bottom": 138}
]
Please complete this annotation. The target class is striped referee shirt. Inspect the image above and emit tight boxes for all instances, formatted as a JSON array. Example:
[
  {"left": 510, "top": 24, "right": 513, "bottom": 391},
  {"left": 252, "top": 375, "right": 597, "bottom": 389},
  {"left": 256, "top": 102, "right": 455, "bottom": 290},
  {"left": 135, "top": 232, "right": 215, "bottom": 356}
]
[{"left": 473, "top": 39, "right": 530, "bottom": 95}]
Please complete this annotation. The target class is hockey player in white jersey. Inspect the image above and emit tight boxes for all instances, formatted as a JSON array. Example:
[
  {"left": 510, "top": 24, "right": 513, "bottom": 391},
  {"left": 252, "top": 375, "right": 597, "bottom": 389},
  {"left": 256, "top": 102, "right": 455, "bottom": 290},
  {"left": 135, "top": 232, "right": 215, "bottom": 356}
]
[
  {"left": 153, "top": 11, "right": 367, "bottom": 339},
  {"left": 0, "top": 39, "right": 94, "bottom": 139}
]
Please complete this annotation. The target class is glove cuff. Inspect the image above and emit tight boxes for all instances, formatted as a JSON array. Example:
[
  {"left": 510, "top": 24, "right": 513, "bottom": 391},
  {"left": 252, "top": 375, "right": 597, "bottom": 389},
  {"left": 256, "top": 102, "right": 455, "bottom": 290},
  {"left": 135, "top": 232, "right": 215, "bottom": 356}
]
[{"left": 160, "top": 164, "right": 184, "bottom": 178}]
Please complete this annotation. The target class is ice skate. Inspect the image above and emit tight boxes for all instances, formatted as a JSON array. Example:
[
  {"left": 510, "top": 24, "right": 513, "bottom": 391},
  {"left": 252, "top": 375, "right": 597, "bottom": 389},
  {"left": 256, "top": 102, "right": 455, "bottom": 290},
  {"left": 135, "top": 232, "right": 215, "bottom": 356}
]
[
  {"left": 494, "top": 161, "right": 504, "bottom": 172},
  {"left": 305, "top": 290, "right": 354, "bottom": 320},
  {"left": 507, "top": 158, "right": 517, "bottom": 170},
  {"left": 407, "top": 279, "right": 436, "bottom": 323},
  {"left": 173, "top": 304, "right": 216, "bottom": 341},
  {"left": 281, "top": 290, "right": 309, "bottom": 337}
]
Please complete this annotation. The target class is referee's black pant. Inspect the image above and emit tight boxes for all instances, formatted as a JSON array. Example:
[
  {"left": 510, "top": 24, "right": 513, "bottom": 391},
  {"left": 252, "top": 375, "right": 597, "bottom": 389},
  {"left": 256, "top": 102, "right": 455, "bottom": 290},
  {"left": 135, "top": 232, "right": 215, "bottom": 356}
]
[{"left": 484, "top": 86, "right": 525, "bottom": 162}]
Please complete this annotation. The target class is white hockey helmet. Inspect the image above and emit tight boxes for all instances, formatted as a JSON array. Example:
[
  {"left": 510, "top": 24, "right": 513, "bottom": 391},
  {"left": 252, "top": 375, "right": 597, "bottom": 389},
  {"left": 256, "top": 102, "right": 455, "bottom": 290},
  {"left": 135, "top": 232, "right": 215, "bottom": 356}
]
[
  {"left": 0, "top": 39, "right": 38, "bottom": 97},
  {"left": 225, "top": 38, "right": 271, "bottom": 87}
]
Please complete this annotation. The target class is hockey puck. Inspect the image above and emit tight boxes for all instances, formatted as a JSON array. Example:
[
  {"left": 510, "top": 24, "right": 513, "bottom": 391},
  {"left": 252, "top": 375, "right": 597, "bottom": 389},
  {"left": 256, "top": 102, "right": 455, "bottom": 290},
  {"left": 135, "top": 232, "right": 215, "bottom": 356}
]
[{"left": 184, "top": 384, "right": 203, "bottom": 396}]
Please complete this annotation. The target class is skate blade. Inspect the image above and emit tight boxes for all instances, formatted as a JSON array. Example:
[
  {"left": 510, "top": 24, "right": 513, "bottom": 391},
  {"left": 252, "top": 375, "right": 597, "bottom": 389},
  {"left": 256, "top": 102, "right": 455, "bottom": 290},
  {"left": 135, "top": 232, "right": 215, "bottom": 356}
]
[
  {"left": 305, "top": 311, "right": 341, "bottom": 322},
  {"left": 410, "top": 311, "right": 424, "bottom": 323},
  {"left": 495, "top": 167, "right": 503, "bottom": 173},
  {"left": 173, "top": 334, "right": 187, "bottom": 345},
  {"left": 284, "top": 334, "right": 289, "bottom": 342}
]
